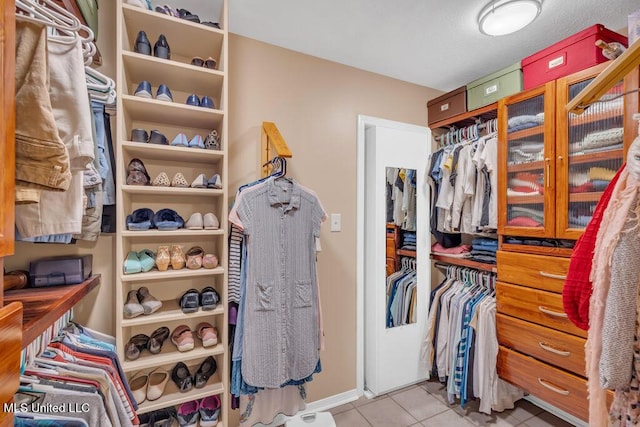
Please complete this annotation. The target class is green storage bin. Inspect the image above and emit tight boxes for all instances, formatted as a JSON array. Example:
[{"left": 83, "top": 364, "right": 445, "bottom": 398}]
[{"left": 466, "top": 62, "right": 523, "bottom": 110}]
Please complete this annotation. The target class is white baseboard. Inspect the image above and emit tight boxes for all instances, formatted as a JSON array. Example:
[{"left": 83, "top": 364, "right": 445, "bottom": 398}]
[{"left": 252, "top": 389, "right": 360, "bottom": 427}]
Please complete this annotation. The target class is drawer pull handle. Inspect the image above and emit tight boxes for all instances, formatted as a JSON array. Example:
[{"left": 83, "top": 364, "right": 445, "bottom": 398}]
[
  {"left": 538, "top": 342, "right": 571, "bottom": 357},
  {"left": 537, "top": 378, "right": 570, "bottom": 396},
  {"left": 538, "top": 306, "right": 568, "bottom": 318},
  {"left": 539, "top": 271, "right": 567, "bottom": 280}
]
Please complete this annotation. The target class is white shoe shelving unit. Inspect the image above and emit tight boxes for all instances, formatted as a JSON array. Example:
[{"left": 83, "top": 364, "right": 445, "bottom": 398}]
[{"left": 115, "top": 1, "right": 229, "bottom": 424}]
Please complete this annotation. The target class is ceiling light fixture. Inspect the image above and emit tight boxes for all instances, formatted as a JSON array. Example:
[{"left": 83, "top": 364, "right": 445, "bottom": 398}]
[{"left": 478, "top": 0, "right": 542, "bottom": 36}]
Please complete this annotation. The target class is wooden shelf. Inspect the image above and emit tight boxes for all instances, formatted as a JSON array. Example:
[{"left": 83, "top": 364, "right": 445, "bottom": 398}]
[
  {"left": 136, "top": 373, "right": 224, "bottom": 414},
  {"left": 430, "top": 254, "right": 496, "bottom": 273},
  {"left": 569, "top": 191, "right": 604, "bottom": 203},
  {"left": 397, "top": 249, "right": 416, "bottom": 257},
  {"left": 122, "top": 185, "right": 223, "bottom": 197},
  {"left": 507, "top": 160, "right": 544, "bottom": 173},
  {"left": 123, "top": 342, "right": 224, "bottom": 372},
  {"left": 121, "top": 267, "right": 224, "bottom": 282},
  {"left": 122, "top": 95, "right": 223, "bottom": 129},
  {"left": 507, "top": 195, "right": 545, "bottom": 204},
  {"left": 507, "top": 124, "right": 544, "bottom": 140},
  {"left": 568, "top": 149, "right": 623, "bottom": 165},
  {"left": 122, "top": 141, "right": 224, "bottom": 163},
  {"left": 429, "top": 103, "right": 498, "bottom": 129},
  {"left": 4, "top": 275, "right": 101, "bottom": 347},
  {"left": 122, "top": 229, "right": 224, "bottom": 238},
  {"left": 122, "top": 4, "right": 224, "bottom": 64},
  {"left": 122, "top": 51, "right": 224, "bottom": 101},
  {"left": 568, "top": 109, "right": 623, "bottom": 125},
  {"left": 122, "top": 302, "right": 224, "bottom": 327}
]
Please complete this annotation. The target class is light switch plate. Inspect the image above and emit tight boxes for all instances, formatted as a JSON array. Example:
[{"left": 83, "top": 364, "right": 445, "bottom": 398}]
[{"left": 330, "top": 213, "right": 341, "bottom": 232}]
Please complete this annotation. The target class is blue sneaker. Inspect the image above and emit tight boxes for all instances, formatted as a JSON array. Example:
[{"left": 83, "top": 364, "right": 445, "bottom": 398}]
[
  {"left": 201, "top": 96, "right": 215, "bottom": 109},
  {"left": 186, "top": 94, "right": 200, "bottom": 107},
  {"left": 134, "top": 80, "right": 152, "bottom": 98},
  {"left": 156, "top": 84, "right": 173, "bottom": 102},
  {"left": 171, "top": 133, "right": 189, "bottom": 147}
]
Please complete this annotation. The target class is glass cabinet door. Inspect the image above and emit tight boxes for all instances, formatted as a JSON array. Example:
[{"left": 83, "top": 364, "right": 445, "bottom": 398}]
[
  {"left": 556, "top": 70, "right": 624, "bottom": 240},
  {"left": 498, "top": 82, "right": 556, "bottom": 237}
]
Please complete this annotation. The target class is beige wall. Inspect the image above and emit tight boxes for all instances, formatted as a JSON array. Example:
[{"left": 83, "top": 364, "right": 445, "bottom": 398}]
[{"left": 228, "top": 34, "right": 441, "bottom": 409}]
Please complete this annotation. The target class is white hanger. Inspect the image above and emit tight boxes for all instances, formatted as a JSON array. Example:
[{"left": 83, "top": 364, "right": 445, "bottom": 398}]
[{"left": 16, "top": 0, "right": 81, "bottom": 32}]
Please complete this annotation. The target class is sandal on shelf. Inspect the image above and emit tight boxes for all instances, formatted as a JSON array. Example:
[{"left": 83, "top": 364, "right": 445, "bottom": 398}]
[
  {"left": 171, "top": 362, "right": 193, "bottom": 393},
  {"left": 137, "top": 286, "right": 162, "bottom": 314},
  {"left": 179, "top": 288, "right": 200, "bottom": 313},
  {"left": 196, "top": 322, "right": 218, "bottom": 348},
  {"left": 171, "top": 325, "right": 194, "bottom": 352},
  {"left": 185, "top": 246, "right": 204, "bottom": 270},
  {"left": 200, "top": 286, "right": 220, "bottom": 311},
  {"left": 125, "top": 334, "right": 150, "bottom": 360},
  {"left": 171, "top": 173, "right": 189, "bottom": 188},
  {"left": 137, "top": 249, "right": 156, "bottom": 272},
  {"left": 148, "top": 326, "right": 170, "bottom": 354},
  {"left": 152, "top": 172, "right": 170, "bottom": 187},
  {"left": 202, "top": 253, "right": 218, "bottom": 269},
  {"left": 170, "top": 245, "right": 185, "bottom": 270},
  {"left": 204, "top": 130, "right": 220, "bottom": 150},
  {"left": 123, "top": 251, "right": 142, "bottom": 275},
  {"left": 155, "top": 245, "right": 170, "bottom": 271},
  {"left": 124, "top": 289, "right": 144, "bottom": 318},
  {"left": 195, "top": 356, "right": 217, "bottom": 388}
]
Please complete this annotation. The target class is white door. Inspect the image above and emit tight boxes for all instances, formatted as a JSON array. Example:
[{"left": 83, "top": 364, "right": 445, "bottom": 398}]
[{"left": 363, "top": 118, "right": 431, "bottom": 395}]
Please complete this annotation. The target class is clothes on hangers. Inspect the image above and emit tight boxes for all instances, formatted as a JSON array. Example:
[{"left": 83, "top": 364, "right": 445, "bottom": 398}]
[
  {"left": 386, "top": 168, "right": 416, "bottom": 231},
  {"left": 386, "top": 258, "right": 417, "bottom": 327}
]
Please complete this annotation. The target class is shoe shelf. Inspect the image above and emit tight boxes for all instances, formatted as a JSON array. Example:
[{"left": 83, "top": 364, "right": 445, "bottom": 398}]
[
  {"left": 122, "top": 303, "right": 224, "bottom": 328},
  {"left": 122, "top": 229, "right": 224, "bottom": 238},
  {"left": 121, "top": 266, "right": 224, "bottom": 282},
  {"left": 122, "top": 4, "right": 224, "bottom": 64},
  {"left": 122, "top": 96, "right": 224, "bottom": 129},
  {"left": 122, "top": 52, "right": 224, "bottom": 101},
  {"left": 136, "top": 373, "right": 224, "bottom": 415},
  {"left": 123, "top": 343, "right": 225, "bottom": 373},
  {"left": 122, "top": 185, "right": 224, "bottom": 196},
  {"left": 122, "top": 141, "right": 225, "bottom": 163}
]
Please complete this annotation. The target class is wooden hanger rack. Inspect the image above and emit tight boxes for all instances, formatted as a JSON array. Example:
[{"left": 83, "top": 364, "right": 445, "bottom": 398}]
[
  {"left": 567, "top": 37, "right": 640, "bottom": 114},
  {"left": 261, "top": 121, "right": 292, "bottom": 177}
]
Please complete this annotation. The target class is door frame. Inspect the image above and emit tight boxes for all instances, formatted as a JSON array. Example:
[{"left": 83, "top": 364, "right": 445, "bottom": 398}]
[{"left": 356, "top": 115, "right": 430, "bottom": 395}]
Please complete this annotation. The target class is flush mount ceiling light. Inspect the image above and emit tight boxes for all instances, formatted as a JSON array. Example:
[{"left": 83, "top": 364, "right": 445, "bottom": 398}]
[{"left": 478, "top": 0, "right": 542, "bottom": 36}]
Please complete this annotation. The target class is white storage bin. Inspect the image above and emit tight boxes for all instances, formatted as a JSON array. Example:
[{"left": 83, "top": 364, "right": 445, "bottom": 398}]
[{"left": 285, "top": 412, "right": 336, "bottom": 427}]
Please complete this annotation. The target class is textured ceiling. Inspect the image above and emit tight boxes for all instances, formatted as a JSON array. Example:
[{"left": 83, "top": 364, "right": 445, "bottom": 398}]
[{"left": 173, "top": 0, "right": 638, "bottom": 91}]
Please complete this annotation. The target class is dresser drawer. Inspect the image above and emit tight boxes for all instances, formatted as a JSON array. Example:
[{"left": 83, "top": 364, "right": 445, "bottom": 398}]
[
  {"left": 497, "top": 251, "right": 569, "bottom": 293},
  {"left": 496, "top": 281, "right": 587, "bottom": 338},
  {"left": 497, "top": 346, "right": 588, "bottom": 422},
  {"left": 497, "top": 313, "right": 586, "bottom": 376}
]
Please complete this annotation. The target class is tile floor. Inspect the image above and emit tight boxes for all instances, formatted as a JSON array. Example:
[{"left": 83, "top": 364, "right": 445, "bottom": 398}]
[{"left": 324, "top": 379, "right": 577, "bottom": 427}]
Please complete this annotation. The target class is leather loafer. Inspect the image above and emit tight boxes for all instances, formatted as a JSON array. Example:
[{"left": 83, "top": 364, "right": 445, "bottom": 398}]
[
  {"left": 134, "top": 30, "right": 151, "bottom": 55},
  {"left": 154, "top": 34, "right": 171, "bottom": 59},
  {"left": 195, "top": 356, "right": 217, "bottom": 388},
  {"left": 201, "top": 96, "right": 215, "bottom": 109},
  {"left": 186, "top": 94, "right": 200, "bottom": 107},
  {"left": 171, "top": 362, "right": 193, "bottom": 392}
]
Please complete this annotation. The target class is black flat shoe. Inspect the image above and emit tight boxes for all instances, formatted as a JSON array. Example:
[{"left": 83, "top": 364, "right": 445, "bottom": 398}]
[
  {"left": 194, "top": 356, "right": 217, "bottom": 388},
  {"left": 154, "top": 34, "right": 171, "bottom": 59},
  {"left": 148, "top": 326, "right": 170, "bottom": 354},
  {"left": 171, "top": 362, "right": 193, "bottom": 392}
]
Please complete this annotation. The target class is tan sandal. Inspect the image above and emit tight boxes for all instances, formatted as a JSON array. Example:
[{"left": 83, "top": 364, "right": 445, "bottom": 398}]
[
  {"left": 152, "top": 172, "right": 170, "bottom": 186},
  {"left": 196, "top": 322, "right": 218, "bottom": 347},
  {"left": 186, "top": 246, "right": 204, "bottom": 270},
  {"left": 155, "top": 245, "right": 170, "bottom": 271},
  {"left": 170, "top": 245, "right": 185, "bottom": 270},
  {"left": 203, "top": 253, "right": 218, "bottom": 269},
  {"left": 171, "top": 172, "right": 189, "bottom": 187}
]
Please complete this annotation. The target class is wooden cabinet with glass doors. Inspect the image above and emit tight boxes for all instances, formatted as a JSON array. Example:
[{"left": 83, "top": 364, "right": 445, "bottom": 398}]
[{"left": 498, "top": 62, "right": 636, "bottom": 239}]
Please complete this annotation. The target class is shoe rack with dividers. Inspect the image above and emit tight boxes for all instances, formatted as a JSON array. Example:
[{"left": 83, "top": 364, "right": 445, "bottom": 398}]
[{"left": 115, "top": 0, "right": 229, "bottom": 423}]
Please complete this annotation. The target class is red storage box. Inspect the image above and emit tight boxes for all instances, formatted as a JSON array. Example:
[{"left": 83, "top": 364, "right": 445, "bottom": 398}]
[{"left": 522, "top": 24, "right": 627, "bottom": 90}]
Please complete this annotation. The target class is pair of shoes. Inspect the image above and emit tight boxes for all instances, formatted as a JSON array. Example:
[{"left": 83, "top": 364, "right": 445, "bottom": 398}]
[
  {"left": 130, "top": 368, "right": 169, "bottom": 404},
  {"left": 204, "top": 130, "right": 221, "bottom": 150},
  {"left": 130, "top": 129, "right": 169, "bottom": 145},
  {"left": 191, "top": 56, "right": 217, "bottom": 70},
  {"left": 149, "top": 245, "right": 185, "bottom": 271},
  {"left": 190, "top": 173, "right": 222, "bottom": 189},
  {"left": 177, "top": 8, "right": 200, "bottom": 23},
  {"left": 186, "top": 94, "right": 215, "bottom": 109},
  {"left": 151, "top": 172, "right": 189, "bottom": 187},
  {"left": 171, "top": 357, "right": 218, "bottom": 393},
  {"left": 126, "top": 208, "right": 185, "bottom": 231},
  {"left": 170, "top": 133, "right": 204, "bottom": 149},
  {"left": 179, "top": 287, "right": 220, "bottom": 313},
  {"left": 134, "top": 81, "right": 173, "bottom": 102},
  {"left": 126, "top": 158, "right": 151, "bottom": 185},
  {"left": 138, "top": 407, "right": 177, "bottom": 427},
  {"left": 123, "top": 249, "right": 155, "bottom": 274},
  {"left": 177, "top": 395, "right": 221, "bottom": 427},
  {"left": 134, "top": 31, "right": 170, "bottom": 59},
  {"left": 123, "top": 286, "right": 162, "bottom": 318},
  {"left": 125, "top": 327, "right": 170, "bottom": 360},
  {"left": 185, "top": 212, "right": 219, "bottom": 230}
]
